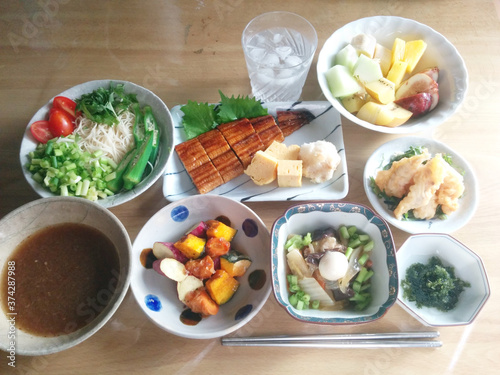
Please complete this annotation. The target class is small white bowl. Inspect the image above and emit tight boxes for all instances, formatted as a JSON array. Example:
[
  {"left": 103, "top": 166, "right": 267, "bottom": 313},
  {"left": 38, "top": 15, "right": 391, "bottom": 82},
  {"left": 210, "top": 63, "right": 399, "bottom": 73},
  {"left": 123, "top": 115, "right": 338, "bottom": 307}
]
[
  {"left": 317, "top": 16, "right": 468, "bottom": 133},
  {"left": 0, "top": 197, "right": 132, "bottom": 355},
  {"left": 397, "top": 233, "right": 490, "bottom": 326},
  {"left": 19, "top": 80, "right": 174, "bottom": 208},
  {"left": 363, "top": 136, "right": 478, "bottom": 234},
  {"left": 130, "top": 195, "right": 271, "bottom": 339},
  {"left": 271, "top": 202, "right": 398, "bottom": 324}
]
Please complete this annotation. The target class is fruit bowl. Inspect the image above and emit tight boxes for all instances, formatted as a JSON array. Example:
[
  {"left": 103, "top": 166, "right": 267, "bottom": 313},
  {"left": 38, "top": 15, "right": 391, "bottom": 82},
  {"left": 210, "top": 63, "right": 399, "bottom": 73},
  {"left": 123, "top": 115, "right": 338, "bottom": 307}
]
[
  {"left": 317, "top": 16, "right": 468, "bottom": 133},
  {"left": 271, "top": 202, "right": 398, "bottom": 324},
  {"left": 19, "top": 80, "right": 174, "bottom": 208}
]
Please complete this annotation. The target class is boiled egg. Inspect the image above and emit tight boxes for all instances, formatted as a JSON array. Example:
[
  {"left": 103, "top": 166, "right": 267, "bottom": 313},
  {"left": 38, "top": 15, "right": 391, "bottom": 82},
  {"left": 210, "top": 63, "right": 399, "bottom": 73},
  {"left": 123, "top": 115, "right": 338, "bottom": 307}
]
[{"left": 318, "top": 251, "right": 348, "bottom": 281}]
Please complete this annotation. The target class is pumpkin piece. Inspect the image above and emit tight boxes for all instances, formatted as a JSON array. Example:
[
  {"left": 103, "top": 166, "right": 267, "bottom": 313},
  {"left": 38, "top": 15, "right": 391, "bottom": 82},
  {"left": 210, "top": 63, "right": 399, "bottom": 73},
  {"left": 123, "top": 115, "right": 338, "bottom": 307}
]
[
  {"left": 184, "top": 287, "right": 219, "bottom": 316},
  {"left": 220, "top": 250, "right": 252, "bottom": 277},
  {"left": 206, "top": 269, "right": 240, "bottom": 305},
  {"left": 205, "top": 237, "right": 231, "bottom": 257},
  {"left": 174, "top": 234, "right": 206, "bottom": 259},
  {"left": 185, "top": 255, "right": 215, "bottom": 280},
  {"left": 205, "top": 219, "right": 237, "bottom": 242}
]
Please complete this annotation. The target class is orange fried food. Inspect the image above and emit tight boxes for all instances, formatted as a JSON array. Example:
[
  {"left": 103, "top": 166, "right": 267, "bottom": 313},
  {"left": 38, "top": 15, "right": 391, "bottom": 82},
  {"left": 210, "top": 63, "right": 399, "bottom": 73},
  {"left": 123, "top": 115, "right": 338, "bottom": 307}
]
[{"left": 184, "top": 288, "right": 219, "bottom": 316}]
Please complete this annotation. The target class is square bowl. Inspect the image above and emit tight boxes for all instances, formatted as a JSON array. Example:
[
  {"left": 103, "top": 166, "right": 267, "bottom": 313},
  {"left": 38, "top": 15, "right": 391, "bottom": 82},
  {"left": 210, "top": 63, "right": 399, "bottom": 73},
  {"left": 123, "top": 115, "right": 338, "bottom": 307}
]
[
  {"left": 271, "top": 202, "right": 398, "bottom": 324},
  {"left": 397, "top": 233, "right": 490, "bottom": 326},
  {"left": 317, "top": 16, "right": 468, "bottom": 133},
  {"left": 130, "top": 195, "right": 272, "bottom": 339}
]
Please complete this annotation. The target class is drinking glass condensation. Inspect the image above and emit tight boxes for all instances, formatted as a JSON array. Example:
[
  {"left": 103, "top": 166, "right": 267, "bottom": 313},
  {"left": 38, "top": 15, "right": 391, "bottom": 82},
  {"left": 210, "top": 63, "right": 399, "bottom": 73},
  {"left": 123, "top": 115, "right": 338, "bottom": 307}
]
[{"left": 242, "top": 12, "right": 318, "bottom": 102}]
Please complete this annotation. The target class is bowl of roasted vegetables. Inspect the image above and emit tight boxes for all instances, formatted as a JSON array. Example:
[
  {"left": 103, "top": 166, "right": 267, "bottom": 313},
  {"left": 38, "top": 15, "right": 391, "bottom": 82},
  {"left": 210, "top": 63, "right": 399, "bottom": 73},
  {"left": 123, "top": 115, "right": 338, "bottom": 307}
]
[
  {"left": 271, "top": 202, "right": 398, "bottom": 324},
  {"left": 130, "top": 194, "right": 271, "bottom": 339},
  {"left": 317, "top": 16, "right": 468, "bottom": 133},
  {"left": 397, "top": 233, "right": 490, "bottom": 326},
  {"left": 20, "top": 80, "right": 174, "bottom": 208}
]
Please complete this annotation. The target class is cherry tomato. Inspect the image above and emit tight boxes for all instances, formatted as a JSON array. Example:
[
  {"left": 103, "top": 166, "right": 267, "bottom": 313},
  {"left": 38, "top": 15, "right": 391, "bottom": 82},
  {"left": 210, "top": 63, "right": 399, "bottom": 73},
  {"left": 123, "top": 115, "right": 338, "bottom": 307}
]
[
  {"left": 30, "top": 120, "right": 54, "bottom": 143},
  {"left": 53, "top": 96, "right": 81, "bottom": 120},
  {"left": 49, "top": 109, "right": 75, "bottom": 137}
]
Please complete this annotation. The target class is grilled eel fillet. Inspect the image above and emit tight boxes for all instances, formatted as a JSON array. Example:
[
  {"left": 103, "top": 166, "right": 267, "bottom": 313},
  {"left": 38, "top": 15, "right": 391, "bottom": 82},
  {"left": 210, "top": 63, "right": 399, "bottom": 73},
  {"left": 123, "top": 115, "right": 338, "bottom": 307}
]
[
  {"left": 249, "top": 115, "right": 285, "bottom": 149},
  {"left": 175, "top": 110, "right": 314, "bottom": 194},
  {"left": 276, "top": 110, "right": 316, "bottom": 137},
  {"left": 198, "top": 129, "right": 243, "bottom": 183},
  {"left": 174, "top": 138, "right": 224, "bottom": 194}
]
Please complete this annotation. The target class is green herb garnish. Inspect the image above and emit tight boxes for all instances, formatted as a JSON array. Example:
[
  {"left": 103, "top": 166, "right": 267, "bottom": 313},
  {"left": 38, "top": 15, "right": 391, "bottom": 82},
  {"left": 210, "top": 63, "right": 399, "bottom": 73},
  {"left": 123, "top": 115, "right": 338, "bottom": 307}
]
[
  {"left": 401, "top": 256, "right": 470, "bottom": 311},
  {"left": 75, "top": 83, "right": 138, "bottom": 126},
  {"left": 180, "top": 90, "right": 268, "bottom": 139}
]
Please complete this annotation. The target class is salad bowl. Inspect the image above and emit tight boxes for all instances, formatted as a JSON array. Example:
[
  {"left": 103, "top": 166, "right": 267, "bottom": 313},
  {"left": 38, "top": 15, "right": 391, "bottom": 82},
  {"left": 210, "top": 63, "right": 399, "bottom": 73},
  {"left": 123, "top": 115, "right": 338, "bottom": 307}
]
[
  {"left": 271, "top": 202, "right": 398, "bottom": 324},
  {"left": 317, "top": 16, "right": 468, "bottom": 133},
  {"left": 20, "top": 80, "right": 174, "bottom": 208}
]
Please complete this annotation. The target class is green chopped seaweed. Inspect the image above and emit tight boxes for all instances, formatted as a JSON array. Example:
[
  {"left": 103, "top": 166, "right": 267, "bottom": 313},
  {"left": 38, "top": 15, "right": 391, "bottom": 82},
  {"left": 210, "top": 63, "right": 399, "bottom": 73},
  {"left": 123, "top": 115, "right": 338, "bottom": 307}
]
[{"left": 401, "top": 256, "right": 470, "bottom": 312}]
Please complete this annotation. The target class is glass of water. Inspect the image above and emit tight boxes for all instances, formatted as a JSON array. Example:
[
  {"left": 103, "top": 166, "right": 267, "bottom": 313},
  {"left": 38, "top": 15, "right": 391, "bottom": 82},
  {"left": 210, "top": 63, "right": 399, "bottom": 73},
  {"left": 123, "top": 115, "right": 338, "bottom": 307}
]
[{"left": 242, "top": 11, "right": 318, "bottom": 103}]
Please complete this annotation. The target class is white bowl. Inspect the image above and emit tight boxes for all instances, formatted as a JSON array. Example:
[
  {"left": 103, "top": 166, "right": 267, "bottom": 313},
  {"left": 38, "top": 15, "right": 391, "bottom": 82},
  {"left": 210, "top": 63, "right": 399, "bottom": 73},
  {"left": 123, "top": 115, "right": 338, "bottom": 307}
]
[
  {"left": 130, "top": 195, "right": 271, "bottom": 339},
  {"left": 271, "top": 202, "right": 398, "bottom": 324},
  {"left": 19, "top": 80, "right": 174, "bottom": 208},
  {"left": 0, "top": 197, "right": 132, "bottom": 355},
  {"left": 317, "top": 16, "right": 468, "bottom": 133},
  {"left": 363, "top": 136, "right": 478, "bottom": 234},
  {"left": 397, "top": 233, "right": 490, "bottom": 326}
]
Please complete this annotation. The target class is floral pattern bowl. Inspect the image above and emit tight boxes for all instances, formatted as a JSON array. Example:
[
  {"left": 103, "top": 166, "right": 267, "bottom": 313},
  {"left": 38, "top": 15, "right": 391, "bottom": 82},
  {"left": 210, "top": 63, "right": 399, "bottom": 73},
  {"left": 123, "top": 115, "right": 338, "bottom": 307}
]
[{"left": 271, "top": 202, "right": 398, "bottom": 324}]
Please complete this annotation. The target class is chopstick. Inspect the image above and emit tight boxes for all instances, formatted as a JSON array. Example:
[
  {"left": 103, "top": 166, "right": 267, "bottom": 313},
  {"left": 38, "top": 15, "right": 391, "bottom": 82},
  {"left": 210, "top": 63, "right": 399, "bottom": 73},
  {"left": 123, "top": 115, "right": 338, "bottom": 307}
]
[{"left": 221, "top": 331, "right": 442, "bottom": 348}]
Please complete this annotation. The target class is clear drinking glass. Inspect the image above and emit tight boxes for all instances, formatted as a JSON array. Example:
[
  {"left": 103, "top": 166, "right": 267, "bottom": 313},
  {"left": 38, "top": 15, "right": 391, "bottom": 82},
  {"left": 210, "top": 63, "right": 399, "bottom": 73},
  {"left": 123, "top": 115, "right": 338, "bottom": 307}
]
[{"left": 242, "top": 11, "right": 318, "bottom": 103}]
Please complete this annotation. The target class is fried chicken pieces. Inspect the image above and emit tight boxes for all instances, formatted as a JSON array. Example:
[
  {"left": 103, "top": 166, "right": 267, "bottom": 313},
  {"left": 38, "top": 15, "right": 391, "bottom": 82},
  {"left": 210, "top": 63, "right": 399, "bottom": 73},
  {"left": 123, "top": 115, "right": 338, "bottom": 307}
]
[{"left": 375, "top": 148, "right": 464, "bottom": 220}]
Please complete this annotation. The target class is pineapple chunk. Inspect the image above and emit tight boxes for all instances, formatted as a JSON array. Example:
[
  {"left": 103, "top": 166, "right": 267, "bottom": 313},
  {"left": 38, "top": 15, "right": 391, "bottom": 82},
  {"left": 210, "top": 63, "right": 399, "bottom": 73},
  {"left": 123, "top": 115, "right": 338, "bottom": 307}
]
[
  {"left": 364, "top": 78, "right": 395, "bottom": 104},
  {"left": 391, "top": 38, "right": 406, "bottom": 67},
  {"left": 373, "top": 43, "right": 392, "bottom": 76},
  {"left": 386, "top": 60, "right": 409, "bottom": 87},
  {"left": 205, "top": 220, "right": 237, "bottom": 242},
  {"left": 403, "top": 40, "right": 427, "bottom": 73},
  {"left": 174, "top": 234, "right": 206, "bottom": 259}
]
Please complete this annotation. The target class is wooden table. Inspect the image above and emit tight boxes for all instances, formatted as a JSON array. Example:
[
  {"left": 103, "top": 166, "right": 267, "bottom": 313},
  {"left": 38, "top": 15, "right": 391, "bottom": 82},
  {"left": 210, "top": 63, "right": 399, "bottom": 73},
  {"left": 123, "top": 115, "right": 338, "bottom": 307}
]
[{"left": 1, "top": 1, "right": 499, "bottom": 373}]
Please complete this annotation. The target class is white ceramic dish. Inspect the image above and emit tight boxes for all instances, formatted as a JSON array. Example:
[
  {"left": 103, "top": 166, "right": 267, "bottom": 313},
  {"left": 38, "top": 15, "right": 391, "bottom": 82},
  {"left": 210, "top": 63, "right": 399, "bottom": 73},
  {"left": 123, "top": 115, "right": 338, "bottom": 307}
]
[
  {"left": 397, "top": 233, "right": 490, "bottom": 326},
  {"left": 19, "top": 80, "right": 174, "bottom": 208},
  {"left": 130, "top": 195, "right": 271, "bottom": 339},
  {"left": 0, "top": 197, "right": 132, "bottom": 355},
  {"left": 317, "top": 16, "right": 468, "bottom": 134},
  {"left": 163, "top": 101, "right": 348, "bottom": 201},
  {"left": 271, "top": 202, "right": 398, "bottom": 324},
  {"left": 363, "top": 136, "right": 478, "bottom": 234}
]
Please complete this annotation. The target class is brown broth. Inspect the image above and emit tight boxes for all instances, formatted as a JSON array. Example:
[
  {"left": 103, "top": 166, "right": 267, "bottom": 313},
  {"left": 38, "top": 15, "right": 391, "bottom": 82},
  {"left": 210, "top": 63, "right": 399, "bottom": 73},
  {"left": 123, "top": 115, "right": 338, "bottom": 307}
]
[{"left": 0, "top": 223, "right": 120, "bottom": 337}]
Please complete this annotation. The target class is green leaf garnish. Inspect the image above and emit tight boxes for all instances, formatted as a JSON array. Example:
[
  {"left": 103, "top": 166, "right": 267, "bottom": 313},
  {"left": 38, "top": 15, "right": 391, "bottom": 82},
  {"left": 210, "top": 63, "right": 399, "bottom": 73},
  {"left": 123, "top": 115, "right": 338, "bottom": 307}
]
[
  {"left": 179, "top": 90, "right": 268, "bottom": 139},
  {"left": 216, "top": 90, "right": 268, "bottom": 124},
  {"left": 75, "top": 83, "right": 138, "bottom": 126},
  {"left": 180, "top": 100, "right": 218, "bottom": 139}
]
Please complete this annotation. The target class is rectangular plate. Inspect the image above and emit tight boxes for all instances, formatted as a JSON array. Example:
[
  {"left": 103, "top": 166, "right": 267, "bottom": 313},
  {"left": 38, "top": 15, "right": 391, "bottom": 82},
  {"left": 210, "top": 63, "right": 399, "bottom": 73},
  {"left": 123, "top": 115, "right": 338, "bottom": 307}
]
[{"left": 163, "top": 101, "right": 348, "bottom": 202}]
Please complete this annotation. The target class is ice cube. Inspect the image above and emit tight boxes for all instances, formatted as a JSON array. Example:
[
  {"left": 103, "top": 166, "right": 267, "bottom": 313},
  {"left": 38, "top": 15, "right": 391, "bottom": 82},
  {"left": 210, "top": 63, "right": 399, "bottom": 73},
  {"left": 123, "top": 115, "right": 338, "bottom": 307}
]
[
  {"left": 261, "top": 52, "right": 280, "bottom": 68},
  {"left": 272, "top": 33, "right": 284, "bottom": 44},
  {"left": 248, "top": 47, "right": 267, "bottom": 61},
  {"left": 276, "top": 46, "right": 292, "bottom": 59},
  {"left": 284, "top": 55, "right": 304, "bottom": 67}
]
